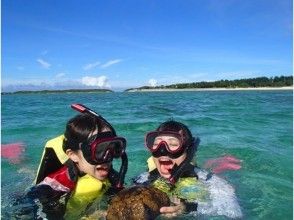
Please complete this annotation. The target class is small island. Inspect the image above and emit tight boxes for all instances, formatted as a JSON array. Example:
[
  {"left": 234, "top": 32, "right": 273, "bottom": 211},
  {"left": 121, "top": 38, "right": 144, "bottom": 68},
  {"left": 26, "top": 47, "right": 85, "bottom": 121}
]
[
  {"left": 126, "top": 75, "right": 293, "bottom": 92},
  {"left": 2, "top": 88, "right": 113, "bottom": 95}
]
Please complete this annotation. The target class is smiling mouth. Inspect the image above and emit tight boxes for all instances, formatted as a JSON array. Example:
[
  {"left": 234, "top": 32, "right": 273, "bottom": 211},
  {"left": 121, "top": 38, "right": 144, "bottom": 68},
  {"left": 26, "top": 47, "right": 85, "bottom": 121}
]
[
  {"left": 95, "top": 166, "right": 109, "bottom": 177},
  {"left": 96, "top": 165, "right": 109, "bottom": 172},
  {"left": 158, "top": 158, "right": 174, "bottom": 174}
]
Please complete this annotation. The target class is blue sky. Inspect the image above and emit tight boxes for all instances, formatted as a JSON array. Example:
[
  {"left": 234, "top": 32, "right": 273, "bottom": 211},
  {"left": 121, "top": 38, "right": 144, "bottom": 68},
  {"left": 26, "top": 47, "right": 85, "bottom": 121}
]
[{"left": 2, "top": 0, "right": 293, "bottom": 91}]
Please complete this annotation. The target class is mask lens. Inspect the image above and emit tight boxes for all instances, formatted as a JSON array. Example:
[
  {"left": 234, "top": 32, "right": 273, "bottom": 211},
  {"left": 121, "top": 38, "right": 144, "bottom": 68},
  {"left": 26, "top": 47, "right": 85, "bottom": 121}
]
[
  {"left": 146, "top": 131, "right": 183, "bottom": 153},
  {"left": 154, "top": 137, "right": 181, "bottom": 152},
  {"left": 92, "top": 137, "right": 126, "bottom": 163}
]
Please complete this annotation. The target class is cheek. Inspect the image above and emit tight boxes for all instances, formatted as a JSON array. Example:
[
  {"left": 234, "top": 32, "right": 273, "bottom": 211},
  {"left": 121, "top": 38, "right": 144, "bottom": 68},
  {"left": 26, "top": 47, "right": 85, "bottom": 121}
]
[
  {"left": 77, "top": 154, "right": 95, "bottom": 171},
  {"left": 81, "top": 162, "right": 96, "bottom": 175}
]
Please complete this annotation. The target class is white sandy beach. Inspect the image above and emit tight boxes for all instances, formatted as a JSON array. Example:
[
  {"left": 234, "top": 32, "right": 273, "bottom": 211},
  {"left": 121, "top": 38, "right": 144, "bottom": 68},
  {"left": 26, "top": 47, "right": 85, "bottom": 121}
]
[{"left": 127, "top": 87, "right": 293, "bottom": 92}]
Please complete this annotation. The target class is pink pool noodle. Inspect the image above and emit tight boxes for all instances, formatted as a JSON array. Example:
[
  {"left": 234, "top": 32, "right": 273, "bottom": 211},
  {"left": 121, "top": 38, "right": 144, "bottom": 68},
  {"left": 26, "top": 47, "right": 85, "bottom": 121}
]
[
  {"left": 204, "top": 155, "right": 242, "bottom": 174},
  {"left": 1, "top": 142, "right": 25, "bottom": 164},
  {"left": 212, "top": 162, "right": 242, "bottom": 174}
]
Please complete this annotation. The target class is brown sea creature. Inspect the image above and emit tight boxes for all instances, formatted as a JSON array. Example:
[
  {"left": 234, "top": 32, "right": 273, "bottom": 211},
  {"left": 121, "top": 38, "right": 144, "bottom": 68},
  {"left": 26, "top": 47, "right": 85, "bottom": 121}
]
[{"left": 106, "top": 186, "right": 170, "bottom": 220}]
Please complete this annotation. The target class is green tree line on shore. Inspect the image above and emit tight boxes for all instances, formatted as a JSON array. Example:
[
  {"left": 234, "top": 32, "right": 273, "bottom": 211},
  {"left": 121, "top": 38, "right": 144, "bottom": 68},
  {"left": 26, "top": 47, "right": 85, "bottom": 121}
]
[
  {"left": 2, "top": 88, "right": 113, "bottom": 95},
  {"left": 129, "top": 75, "right": 293, "bottom": 90}
]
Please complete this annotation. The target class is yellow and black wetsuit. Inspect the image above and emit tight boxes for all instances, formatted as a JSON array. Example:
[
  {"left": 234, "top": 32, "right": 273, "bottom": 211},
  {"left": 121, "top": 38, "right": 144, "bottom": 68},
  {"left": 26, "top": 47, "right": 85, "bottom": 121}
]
[{"left": 14, "top": 135, "right": 117, "bottom": 220}]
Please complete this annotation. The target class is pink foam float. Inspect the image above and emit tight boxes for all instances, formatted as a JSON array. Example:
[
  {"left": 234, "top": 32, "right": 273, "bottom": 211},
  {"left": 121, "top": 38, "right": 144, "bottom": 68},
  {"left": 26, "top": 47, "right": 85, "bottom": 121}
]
[
  {"left": 1, "top": 142, "right": 25, "bottom": 164},
  {"left": 204, "top": 155, "right": 242, "bottom": 174}
]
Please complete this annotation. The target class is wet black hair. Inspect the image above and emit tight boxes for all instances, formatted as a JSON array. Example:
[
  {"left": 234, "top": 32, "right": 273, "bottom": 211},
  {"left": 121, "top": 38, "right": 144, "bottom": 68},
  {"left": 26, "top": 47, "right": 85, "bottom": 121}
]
[
  {"left": 156, "top": 120, "right": 194, "bottom": 148},
  {"left": 63, "top": 114, "right": 116, "bottom": 152}
]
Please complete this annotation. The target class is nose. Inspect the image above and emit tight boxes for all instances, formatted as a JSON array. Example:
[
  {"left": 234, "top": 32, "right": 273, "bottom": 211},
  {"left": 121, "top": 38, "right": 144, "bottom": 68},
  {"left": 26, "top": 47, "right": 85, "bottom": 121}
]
[{"left": 158, "top": 142, "right": 169, "bottom": 154}]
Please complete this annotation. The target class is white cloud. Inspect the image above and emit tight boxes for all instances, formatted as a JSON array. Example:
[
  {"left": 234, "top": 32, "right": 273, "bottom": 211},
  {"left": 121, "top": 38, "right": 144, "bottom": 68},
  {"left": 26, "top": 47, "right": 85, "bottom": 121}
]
[
  {"left": 148, "top": 79, "right": 157, "bottom": 87},
  {"left": 101, "top": 59, "right": 122, "bottom": 68},
  {"left": 81, "top": 76, "right": 110, "bottom": 88},
  {"left": 2, "top": 78, "right": 81, "bottom": 92},
  {"left": 2, "top": 75, "right": 114, "bottom": 92},
  {"left": 55, "top": 72, "right": 66, "bottom": 78},
  {"left": 83, "top": 61, "right": 101, "bottom": 70},
  {"left": 37, "top": 58, "right": 51, "bottom": 69}
]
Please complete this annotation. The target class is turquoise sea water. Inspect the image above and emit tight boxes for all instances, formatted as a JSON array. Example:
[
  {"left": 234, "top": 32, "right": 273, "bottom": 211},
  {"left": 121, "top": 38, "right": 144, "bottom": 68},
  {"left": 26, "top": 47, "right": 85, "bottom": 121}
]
[{"left": 1, "top": 90, "right": 293, "bottom": 219}]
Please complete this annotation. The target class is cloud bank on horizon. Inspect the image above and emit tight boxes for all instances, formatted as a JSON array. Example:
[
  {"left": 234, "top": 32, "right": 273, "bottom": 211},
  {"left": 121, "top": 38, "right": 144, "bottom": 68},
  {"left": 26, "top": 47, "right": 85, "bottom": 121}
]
[
  {"left": 82, "top": 76, "right": 110, "bottom": 88},
  {"left": 2, "top": 0, "right": 292, "bottom": 92}
]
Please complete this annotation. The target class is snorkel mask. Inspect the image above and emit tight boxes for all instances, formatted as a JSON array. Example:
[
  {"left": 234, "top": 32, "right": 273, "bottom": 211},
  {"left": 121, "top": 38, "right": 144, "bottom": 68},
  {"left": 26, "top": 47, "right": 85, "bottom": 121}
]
[
  {"left": 146, "top": 131, "right": 187, "bottom": 159},
  {"left": 81, "top": 132, "right": 126, "bottom": 165},
  {"left": 71, "top": 103, "right": 128, "bottom": 189},
  {"left": 145, "top": 130, "right": 200, "bottom": 185}
]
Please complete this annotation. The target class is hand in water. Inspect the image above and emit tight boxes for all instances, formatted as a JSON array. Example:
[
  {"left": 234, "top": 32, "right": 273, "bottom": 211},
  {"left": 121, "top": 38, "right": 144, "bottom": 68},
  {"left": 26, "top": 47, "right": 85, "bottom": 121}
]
[{"left": 160, "top": 196, "right": 185, "bottom": 217}]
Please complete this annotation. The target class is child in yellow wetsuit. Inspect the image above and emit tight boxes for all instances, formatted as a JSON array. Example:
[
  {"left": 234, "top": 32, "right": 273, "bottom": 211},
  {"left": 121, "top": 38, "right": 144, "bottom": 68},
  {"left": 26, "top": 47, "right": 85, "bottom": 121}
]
[{"left": 14, "top": 104, "right": 128, "bottom": 219}]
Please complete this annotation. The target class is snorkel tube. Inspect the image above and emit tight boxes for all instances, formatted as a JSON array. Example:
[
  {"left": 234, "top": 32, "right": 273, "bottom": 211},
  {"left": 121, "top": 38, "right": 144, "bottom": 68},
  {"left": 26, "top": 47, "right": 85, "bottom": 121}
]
[
  {"left": 71, "top": 103, "right": 116, "bottom": 135},
  {"left": 71, "top": 103, "right": 128, "bottom": 189},
  {"left": 168, "top": 137, "right": 200, "bottom": 185},
  {"left": 116, "top": 152, "right": 128, "bottom": 189}
]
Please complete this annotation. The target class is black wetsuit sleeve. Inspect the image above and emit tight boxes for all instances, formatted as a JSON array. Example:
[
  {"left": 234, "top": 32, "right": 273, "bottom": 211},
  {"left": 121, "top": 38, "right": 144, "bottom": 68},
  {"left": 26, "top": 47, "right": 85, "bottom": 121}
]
[{"left": 13, "top": 184, "right": 70, "bottom": 220}]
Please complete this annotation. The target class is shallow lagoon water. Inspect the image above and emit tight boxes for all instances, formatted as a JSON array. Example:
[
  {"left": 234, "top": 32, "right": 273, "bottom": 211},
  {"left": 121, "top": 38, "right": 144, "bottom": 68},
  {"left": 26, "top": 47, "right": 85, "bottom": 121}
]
[{"left": 1, "top": 90, "right": 293, "bottom": 219}]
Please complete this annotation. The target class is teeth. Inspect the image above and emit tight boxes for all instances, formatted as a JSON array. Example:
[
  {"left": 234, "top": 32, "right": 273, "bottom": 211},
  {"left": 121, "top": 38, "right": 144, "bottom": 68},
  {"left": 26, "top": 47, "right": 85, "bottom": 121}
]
[{"left": 159, "top": 158, "right": 172, "bottom": 163}]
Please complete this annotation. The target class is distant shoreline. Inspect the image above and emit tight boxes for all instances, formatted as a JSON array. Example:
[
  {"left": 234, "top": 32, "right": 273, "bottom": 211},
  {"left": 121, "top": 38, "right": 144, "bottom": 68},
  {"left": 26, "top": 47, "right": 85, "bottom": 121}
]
[
  {"left": 1, "top": 89, "right": 113, "bottom": 95},
  {"left": 2, "top": 86, "right": 293, "bottom": 94},
  {"left": 127, "top": 86, "right": 293, "bottom": 92}
]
